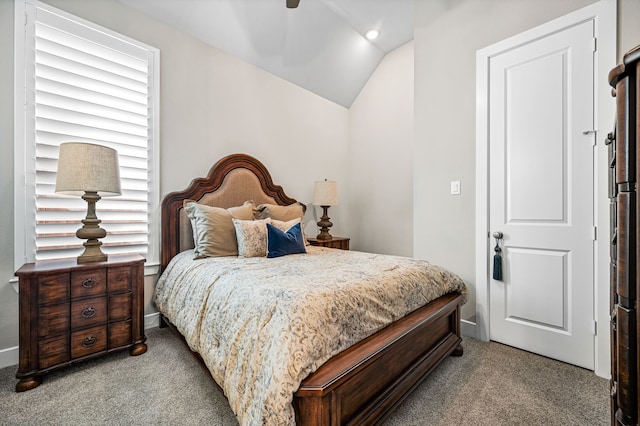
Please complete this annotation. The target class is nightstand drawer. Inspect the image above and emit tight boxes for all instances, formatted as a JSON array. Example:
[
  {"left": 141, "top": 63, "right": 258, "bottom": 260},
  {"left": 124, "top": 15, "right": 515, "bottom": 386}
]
[
  {"left": 109, "top": 293, "right": 132, "bottom": 321},
  {"left": 38, "top": 273, "right": 70, "bottom": 305},
  {"left": 307, "top": 237, "right": 350, "bottom": 250},
  {"left": 39, "top": 334, "right": 69, "bottom": 369},
  {"left": 108, "top": 266, "right": 132, "bottom": 293},
  {"left": 71, "top": 325, "right": 107, "bottom": 358},
  {"left": 109, "top": 320, "right": 132, "bottom": 348},
  {"left": 321, "top": 239, "right": 349, "bottom": 250},
  {"left": 38, "top": 303, "right": 70, "bottom": 337},
  {"left": 71, "top": 296, "right": 107, "bottom": 329},
  {"left": 71, "top": 269, "right": 106, "bottom": 299}
]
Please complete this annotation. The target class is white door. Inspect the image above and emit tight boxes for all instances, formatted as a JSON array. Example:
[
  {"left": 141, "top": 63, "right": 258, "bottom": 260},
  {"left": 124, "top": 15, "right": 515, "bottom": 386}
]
[{"left": 488, "top": 20, "right": 595, "bottom": 369}]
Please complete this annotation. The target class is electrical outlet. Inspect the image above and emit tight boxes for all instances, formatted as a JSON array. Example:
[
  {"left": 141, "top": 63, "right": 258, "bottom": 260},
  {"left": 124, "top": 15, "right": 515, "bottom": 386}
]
[{"left": 450, "top": 181, "right": 461, "bottom": 195}]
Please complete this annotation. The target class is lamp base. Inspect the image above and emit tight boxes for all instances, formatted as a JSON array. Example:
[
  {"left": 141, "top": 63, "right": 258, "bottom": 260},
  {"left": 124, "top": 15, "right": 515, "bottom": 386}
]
[
  {"left": 316, "top": 231, "right": 333, "bottom": 241},
  {"left": 316, "top": 205, "right": 333, "bottom": 240},
  {"left": 76, "top": 191, "right": 108, "bottom": 263},
  {"left": 77, "top": 240, "right": 108, "bottom": 263}
]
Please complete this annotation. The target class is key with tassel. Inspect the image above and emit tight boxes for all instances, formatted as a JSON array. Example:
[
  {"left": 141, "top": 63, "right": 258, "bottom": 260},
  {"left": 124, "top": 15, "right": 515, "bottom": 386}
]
[{"left": 492, "top": 231, "right": 503, "bottom": 281}]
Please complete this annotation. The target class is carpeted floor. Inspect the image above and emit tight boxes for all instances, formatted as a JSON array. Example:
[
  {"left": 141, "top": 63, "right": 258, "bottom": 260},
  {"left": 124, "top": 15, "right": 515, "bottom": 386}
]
[{"left": 0, "top": 327, "right": 609, "bottom": 425}]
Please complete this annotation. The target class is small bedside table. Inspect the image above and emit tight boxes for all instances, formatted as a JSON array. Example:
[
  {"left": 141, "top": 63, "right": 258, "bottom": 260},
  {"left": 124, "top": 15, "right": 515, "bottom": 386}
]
[
  {"left": 307, "top": 237, "right": 350, "bottom": 250},
  {"left": 15, "top": 254, "right": 147, "bottom": 392}
]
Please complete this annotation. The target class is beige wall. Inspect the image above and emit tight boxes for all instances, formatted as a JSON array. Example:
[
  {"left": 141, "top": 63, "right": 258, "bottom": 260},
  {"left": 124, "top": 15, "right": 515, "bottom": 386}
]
[
  {"left": 347, "top": 41, "right": 414, "bottom": 256},
  {"left": 0, "top": 0, "right": 349, "bottom": 358},
  {"left": 619, "top": 0, "right": 640, "bottom": 57}
]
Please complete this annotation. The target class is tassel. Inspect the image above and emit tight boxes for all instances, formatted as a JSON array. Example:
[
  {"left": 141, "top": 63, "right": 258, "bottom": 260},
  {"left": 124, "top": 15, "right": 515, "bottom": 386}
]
[{"left": 493, "top": 243, "right": 503, "bottom": 281}]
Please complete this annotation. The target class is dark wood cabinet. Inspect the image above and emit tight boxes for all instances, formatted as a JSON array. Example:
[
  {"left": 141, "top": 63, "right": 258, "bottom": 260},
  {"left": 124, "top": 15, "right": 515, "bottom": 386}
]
[
  {"left": 307, "top": 236, "right": 350, "bottom": 250},
  {"left": 15, "top": 254, "right": 147, "bottom": 392},
  {"left": 609, "top": 44, "right": 640, "bottom": 426}
]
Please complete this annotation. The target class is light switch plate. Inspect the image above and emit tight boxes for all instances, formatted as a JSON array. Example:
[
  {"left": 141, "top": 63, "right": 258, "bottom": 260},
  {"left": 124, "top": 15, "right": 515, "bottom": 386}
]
[{"left": 450, "top": 181, "right": 461, "bottom": 195}]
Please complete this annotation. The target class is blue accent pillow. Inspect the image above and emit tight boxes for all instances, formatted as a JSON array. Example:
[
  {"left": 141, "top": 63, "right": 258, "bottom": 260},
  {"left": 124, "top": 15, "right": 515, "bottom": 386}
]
[{"left": 266, "top": 222, "right": 307, "bottom": 258}]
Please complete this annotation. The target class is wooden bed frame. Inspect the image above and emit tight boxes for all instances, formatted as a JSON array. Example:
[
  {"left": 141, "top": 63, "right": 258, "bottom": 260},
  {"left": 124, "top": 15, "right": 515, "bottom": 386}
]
[{"left": 160, "top": 153, "right": 465, "bottom": 425}]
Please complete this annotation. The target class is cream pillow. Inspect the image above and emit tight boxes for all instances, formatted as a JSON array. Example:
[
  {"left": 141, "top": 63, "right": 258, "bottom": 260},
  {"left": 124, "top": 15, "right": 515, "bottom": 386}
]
[
  {"left": 233, "top": 218, "right": 302, "bottom": 258},
  {"left": 233, "top": 218, "right": 272, "bottom": 258},
  {"left": 184, "top": 200, "right": 255, "bottom": 258},
  {"left": 270, "top": 218, "right": 301, "bottom": 233}
]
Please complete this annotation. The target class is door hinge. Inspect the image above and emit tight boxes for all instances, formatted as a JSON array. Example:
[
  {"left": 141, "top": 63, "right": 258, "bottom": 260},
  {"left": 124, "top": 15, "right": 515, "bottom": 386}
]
[
  {"left": 594, "top": 320, "right": 598, "bottom": 336},
  {"left": 592, "top": 226, "right": 597, "bottom": 241},
  {"left": 592, "top": 37, "right": 597, "bottom": 52}
]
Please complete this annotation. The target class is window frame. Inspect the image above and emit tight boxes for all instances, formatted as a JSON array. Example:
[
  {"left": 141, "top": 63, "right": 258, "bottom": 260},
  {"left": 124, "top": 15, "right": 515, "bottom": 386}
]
[{"left": 14, "top": 0, "right": 160, "bottom": 275}]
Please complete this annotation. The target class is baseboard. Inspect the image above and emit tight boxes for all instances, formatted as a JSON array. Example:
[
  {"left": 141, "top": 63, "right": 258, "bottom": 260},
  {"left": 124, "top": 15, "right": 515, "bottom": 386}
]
[
  {"left": 145, "top": 312, "right": 161, "bottom": 329},
  {"left": 0, "top": 345, "right": 18, "bottom": 370},
  {"left": 0, "top": 312, "right": 163, "bottom": 370},
  {"left": 461, "top": 319, "right": 477, "bottom": 339}
]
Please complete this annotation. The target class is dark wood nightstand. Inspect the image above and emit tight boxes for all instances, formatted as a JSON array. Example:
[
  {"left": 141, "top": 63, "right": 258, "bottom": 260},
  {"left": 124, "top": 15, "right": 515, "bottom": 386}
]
[
  {"left": 15, "top": 254, "right": 147, "bottom": 392},
  {"left": 307, "top": 237, "right": 350, "bottom": 250}
]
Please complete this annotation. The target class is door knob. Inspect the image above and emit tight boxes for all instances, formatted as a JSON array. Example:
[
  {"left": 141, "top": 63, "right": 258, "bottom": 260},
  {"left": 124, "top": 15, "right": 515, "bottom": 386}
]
[{"left": 492, "top": 231, "right": 503, "bottom": 239}]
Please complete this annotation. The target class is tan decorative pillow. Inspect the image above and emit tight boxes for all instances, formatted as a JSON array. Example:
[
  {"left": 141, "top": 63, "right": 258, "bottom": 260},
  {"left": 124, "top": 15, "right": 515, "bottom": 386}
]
[
  {"left": 184, "top": 200, "right": 255, "bottom": 258},
  {"left": 254, "top": 202, "right": 306, "bottom": 221},
  {"left": 255, "top": 203, "right": 308, "bottom": 244},
  {"left": 233, "top": 218, "right": 272, "bottom": 258}
]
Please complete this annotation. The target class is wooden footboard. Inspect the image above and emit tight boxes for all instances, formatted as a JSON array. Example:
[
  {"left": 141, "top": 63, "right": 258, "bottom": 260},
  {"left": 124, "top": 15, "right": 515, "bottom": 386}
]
[{"left": 294, "top": 292, "right": 463, "bottom": 426}]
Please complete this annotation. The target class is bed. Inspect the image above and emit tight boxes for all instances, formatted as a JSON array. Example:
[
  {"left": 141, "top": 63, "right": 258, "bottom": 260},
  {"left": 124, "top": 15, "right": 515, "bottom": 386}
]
[{"left": 157, "top": 153, "right": 466, "bottom": 425}]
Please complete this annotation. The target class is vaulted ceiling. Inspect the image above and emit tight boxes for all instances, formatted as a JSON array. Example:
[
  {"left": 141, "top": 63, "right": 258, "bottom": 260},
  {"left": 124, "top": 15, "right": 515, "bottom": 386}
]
[{"left": 117, "top": 0, "right": 414, "bottom": 107}]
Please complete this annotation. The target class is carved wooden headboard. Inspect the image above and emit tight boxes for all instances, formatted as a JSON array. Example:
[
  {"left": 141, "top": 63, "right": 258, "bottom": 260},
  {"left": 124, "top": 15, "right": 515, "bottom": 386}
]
[{"left": 160, "top": 154, "right": 298, "bottom": 271}]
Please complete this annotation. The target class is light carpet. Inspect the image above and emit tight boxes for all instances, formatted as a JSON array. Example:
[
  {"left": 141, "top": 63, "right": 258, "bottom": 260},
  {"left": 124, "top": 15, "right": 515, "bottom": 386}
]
[{"left": 0, "top": 327, "right": 609, "bottom": 425}]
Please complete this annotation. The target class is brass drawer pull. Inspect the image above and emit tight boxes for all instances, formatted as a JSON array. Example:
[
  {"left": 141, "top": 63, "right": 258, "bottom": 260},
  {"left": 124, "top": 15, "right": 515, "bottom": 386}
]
[
  {"left": 81, "top": 307, "right": 96, "bottom": 319},
  {"left": 82, "top": 277, "right": 97, "bottom": 288},
  {"left": 82, "top": 336, "right": 97, "bottom": 348}
]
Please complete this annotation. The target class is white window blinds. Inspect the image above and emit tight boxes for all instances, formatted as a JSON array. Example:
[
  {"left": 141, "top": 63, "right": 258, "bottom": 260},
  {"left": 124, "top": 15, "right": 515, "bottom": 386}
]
[{"left": 16, "top": 1, "right": 159, "bottom": 267}]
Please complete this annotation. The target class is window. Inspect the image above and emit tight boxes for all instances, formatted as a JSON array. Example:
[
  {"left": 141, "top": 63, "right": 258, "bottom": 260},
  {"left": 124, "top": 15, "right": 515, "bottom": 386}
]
[{"left": 14, "top": 1, "right": 160, "bottom": 272}]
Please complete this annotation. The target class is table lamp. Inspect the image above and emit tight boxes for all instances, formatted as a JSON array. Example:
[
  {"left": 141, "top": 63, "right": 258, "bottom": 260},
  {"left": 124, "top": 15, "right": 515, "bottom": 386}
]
[
  {"left": 55, "top": 142, "right": 121, "bottom": 263},
  {"left": 313, "top": 179, "right": 338, "bottom": 240}
]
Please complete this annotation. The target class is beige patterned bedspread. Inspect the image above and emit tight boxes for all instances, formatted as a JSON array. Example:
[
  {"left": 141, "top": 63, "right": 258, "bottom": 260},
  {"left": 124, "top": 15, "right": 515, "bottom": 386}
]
[{"left": 155, "top": 246, "right": 466, "bottom": 426}]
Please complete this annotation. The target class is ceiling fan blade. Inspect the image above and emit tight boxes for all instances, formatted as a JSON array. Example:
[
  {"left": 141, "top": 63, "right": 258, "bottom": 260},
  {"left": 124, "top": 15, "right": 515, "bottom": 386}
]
[{"left": 286, "top": 0, "right": 300, "bottom": 8}]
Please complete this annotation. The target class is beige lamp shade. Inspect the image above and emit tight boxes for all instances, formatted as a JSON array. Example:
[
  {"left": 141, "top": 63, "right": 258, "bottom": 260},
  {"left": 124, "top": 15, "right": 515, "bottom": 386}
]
[
  {"left": 55, "top": 142, "right": 121, "bottom": 196},
  {"left": 313, "top": 180, "right": 338, "bottom": 206}
]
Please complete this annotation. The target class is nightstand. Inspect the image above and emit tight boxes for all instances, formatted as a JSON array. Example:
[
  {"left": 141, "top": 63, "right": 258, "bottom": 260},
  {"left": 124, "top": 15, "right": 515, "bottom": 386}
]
[
  {"left": 307, "top": 237, "right": 350, "bottom": 250},
  {"left": 15, "top": 254, "right": 147, "bottom": 392}
]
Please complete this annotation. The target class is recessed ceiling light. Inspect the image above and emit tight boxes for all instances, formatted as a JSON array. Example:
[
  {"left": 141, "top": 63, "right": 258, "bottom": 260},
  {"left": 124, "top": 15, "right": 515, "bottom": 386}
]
[{"left": 365, "top": 29, "right": 379, "bottom": 41}]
